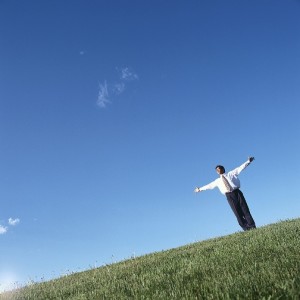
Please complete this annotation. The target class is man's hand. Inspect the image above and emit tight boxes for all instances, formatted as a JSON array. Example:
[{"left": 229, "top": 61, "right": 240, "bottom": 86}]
[
  {"left": 249, "top": 156, "right": 255, "bottom": 163},
  {"left": 194, "top": 187, "right": 201, "bottom": 193}
]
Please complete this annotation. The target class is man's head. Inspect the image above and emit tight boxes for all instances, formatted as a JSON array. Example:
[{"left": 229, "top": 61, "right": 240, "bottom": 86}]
[{"left": 215, "top": 165, "right": 225, "bottom": 174}]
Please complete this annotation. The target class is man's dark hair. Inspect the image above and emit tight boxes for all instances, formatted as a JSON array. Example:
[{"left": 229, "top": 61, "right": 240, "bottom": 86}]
[{"left": 215, "top": 165, "right": 225, "bottom": 172}]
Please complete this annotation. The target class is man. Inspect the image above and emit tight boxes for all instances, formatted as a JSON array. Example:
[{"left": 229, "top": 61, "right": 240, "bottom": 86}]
[{"left": 194, "top": 157, "right": 256, "bottom": 231}]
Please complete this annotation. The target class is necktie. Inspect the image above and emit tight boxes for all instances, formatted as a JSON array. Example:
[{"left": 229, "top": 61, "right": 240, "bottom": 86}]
[{"left": 221, "top": 174, "right": 233, "bottom": 192}]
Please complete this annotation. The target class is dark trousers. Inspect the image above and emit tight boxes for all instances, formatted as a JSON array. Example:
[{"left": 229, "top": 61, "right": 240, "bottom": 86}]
[{"left": 225, "top": 189, "right": 256, "bottom": 231}]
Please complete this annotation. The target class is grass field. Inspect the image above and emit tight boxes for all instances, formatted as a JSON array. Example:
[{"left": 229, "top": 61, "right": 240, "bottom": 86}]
[{"left": 1, "top": 218, "right": 300, "bottom": 299}]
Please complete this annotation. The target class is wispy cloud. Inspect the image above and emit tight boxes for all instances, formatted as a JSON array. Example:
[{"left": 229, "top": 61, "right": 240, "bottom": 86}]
[
  {"left": 0, "top": 217, "right": 20, "bottom": 235},
  {"left": 113, "top": 82, "right": 125, "bottom": 95},
  {"left": 97, "top": 67, "right": 138, "bottom": 108},
  {"left": 97, "top": 81, "right": 110, "bottom": 108},
  {"left": 0, "top": 226, "right": 7, "bottom": 235},
  {"left": 8, "top": 218, "right": 20, "bottom": 226},
  {"left": 120, "top": 67, "right": 139, "bottom": 81}
]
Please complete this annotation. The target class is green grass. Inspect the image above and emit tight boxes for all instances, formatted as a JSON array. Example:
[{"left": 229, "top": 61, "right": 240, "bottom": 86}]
[{"left": 1, "top": 218, "right": 300, "bottom": 299}]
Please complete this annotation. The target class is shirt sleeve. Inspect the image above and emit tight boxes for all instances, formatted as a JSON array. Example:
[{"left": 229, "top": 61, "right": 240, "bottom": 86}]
[
  {"left": 229, "top": 159, "right": 251, "bottom": 176},
  {"left": 199, "top": 179, "right": 219, "bottom": 191}
]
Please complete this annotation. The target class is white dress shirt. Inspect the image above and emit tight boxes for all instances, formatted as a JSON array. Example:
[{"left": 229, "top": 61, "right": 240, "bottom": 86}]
[{"left": 199, "top": 159, "right": 251, "bottom": 195}]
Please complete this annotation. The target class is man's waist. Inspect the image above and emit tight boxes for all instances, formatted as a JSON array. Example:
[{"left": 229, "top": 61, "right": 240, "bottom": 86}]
[{"left": 225, "top": 187, "right": 239, "bottom": 194}]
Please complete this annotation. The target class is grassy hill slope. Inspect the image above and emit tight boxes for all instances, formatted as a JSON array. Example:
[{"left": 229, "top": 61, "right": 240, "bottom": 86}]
[{"left": 1, "top": 218, "right": 300, "bottom": 299}]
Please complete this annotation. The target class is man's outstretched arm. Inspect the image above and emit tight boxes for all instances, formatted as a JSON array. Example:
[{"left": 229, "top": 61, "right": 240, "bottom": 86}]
[
  {"left": 230, "top": 156, "right": 255, "bottom": 176},
  {"left": 194, "top": 179, "right": 218, "bottom": 193}
]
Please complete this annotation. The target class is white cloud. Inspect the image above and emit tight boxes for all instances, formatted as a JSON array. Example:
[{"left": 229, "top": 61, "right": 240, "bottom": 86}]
[
  {"left": 8, "top": 218, "right": 20, "bottom": 226},
  {"left": 97, "top": 81, "right": 110, "bottom": 108},
  {"left": 120, "top": 67, "right": 138, "bottom": 81},
  {"left": 0, "top": 225, "right": 7, "bottom": 235},
  {"left": 97, "top": 67, "right": 138, "bottom": 108},
  {"left": 113, "top": 82, "right": 125, "bottom": 95}
]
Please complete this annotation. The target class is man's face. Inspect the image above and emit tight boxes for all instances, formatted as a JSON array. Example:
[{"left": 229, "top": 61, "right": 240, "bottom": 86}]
[{"left": 216, "top": 167, "right": 224, "bottom": 175}]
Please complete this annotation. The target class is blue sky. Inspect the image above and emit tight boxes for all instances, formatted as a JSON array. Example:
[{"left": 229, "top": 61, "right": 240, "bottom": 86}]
[{"left": 1, "top": 0, "right": 300, "bottom": 291}]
